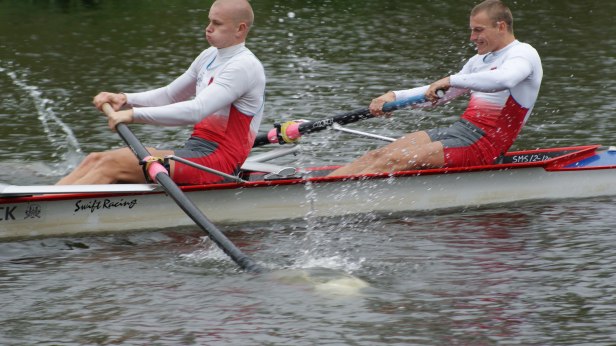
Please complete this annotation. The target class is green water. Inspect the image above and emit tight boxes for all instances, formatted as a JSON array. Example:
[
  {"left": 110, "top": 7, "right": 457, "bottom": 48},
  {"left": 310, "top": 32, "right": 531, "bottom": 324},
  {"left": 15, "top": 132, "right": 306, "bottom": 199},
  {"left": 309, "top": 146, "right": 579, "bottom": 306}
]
[{"left": 2, "top": 1, "right": 616, "bottom": 345}]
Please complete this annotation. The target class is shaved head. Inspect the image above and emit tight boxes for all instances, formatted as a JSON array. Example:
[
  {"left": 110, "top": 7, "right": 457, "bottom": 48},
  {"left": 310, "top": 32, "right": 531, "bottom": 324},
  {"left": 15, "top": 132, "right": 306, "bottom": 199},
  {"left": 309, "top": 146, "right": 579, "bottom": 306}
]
[
  {"left": 212, "top": 0, "right": 254, "bottom": 30},
  {"left": 206, "top": 0, "right": 255, "bottom": 48}
]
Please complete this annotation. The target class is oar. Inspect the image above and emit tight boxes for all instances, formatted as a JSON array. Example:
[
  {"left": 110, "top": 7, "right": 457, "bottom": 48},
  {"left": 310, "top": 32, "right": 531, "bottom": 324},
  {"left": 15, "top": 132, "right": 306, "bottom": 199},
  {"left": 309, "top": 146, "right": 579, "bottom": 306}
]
[
  {"left": 102, "top": 104, "right": 262, "bottom": 273},
  {"left": 253, "top": 93, "right": 432, "bottom": 147}
]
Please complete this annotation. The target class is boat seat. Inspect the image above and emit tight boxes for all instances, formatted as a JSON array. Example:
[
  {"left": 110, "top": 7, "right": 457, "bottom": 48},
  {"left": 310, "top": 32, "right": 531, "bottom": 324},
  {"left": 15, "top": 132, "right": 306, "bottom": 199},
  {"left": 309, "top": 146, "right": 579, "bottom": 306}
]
[
  {"left": 240, "top": 161, "right": 298, "bottom": 180},
  {"left": 240, "top": 146, "right": 300, "bottom": 180}
]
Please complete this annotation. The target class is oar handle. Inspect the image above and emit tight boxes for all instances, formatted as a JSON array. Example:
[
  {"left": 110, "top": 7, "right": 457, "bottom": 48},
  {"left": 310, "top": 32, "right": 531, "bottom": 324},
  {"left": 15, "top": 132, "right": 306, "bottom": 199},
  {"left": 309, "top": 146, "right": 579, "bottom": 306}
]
[
  {"left": 381, "top": 93, "right": 429, "bottom": 112},
  {"left": 102, "top": 103, "right": 152, "bottom": 160},
  {"left": 101, "top": 103, "right": 263, "bottom": 273},
  {"left": 253, "top": 93, "right": 433, "bottom": 147}
]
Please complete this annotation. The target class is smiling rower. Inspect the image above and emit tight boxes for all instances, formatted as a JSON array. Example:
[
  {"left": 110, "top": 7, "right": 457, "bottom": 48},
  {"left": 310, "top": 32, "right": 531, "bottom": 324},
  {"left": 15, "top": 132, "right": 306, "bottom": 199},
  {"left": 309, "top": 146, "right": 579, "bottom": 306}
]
[{"left": 329, "top": 0, "right": 542, "bottom": 176}]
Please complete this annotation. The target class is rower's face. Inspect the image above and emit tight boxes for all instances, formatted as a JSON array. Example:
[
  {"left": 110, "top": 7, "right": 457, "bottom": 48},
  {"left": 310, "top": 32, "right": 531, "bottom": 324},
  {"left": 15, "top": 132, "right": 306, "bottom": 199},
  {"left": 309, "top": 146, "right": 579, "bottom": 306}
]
[
  {"left": 205, "top": 3, "right": 239, "bottom": 48},
  {"left": 469, "top": 11, "right": 503, "bottom": 55}
]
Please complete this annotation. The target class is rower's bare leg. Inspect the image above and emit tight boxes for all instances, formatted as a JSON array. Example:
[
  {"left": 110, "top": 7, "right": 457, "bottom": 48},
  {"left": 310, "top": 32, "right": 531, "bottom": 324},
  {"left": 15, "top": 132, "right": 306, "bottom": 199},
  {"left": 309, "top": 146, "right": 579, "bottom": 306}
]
[
  {"left": 328, "top": 131, "right": 445, "bottom": 176},
  {"left": 57, "top": 147, "right": 174, "bottom": 184},
  {"left": 357, "top": 140, "right": 444, "bottom": 174}
]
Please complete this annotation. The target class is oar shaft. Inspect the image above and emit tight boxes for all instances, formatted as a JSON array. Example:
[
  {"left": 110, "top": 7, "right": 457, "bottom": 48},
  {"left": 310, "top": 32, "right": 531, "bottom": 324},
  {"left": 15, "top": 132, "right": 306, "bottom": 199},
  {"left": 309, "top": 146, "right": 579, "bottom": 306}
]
[
  {"left": 154, "top": 172, "right": 260, "bottom": 272},
  {"left": 253, "top": 93, "right": 429, "bottom": 147},
  {"left": 252, "top": 107, "right": 371, "bottom": 147},
  {"left": 297, "top": 107, "right": 374, "bottom": 136},
  {"left": 115, "top": 123, "right": 152, "bottom": 158},
  {"left": 102, "top": 104, "right": 262, "bottom": 273}
]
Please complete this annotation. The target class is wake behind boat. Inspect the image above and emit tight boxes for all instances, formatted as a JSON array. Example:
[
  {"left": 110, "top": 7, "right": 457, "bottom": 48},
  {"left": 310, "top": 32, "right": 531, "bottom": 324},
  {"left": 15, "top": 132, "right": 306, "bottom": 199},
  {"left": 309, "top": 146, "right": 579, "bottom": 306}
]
[{"left": 2, "top": 144, "right": 616, "bottom": 241}]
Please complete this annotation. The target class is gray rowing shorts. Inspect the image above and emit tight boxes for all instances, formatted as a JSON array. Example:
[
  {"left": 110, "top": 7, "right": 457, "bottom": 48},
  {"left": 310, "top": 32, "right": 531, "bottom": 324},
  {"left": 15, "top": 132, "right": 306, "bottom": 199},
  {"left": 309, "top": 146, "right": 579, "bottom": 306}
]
[{"left": 426, "top": 120, "right": 485, "bottom": 148}]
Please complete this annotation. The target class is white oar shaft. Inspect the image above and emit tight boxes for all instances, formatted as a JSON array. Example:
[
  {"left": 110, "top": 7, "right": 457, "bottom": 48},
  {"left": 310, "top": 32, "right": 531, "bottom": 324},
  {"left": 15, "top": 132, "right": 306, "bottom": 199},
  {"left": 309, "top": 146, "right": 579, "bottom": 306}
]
[{"left": 331, "top": 123, "right": 395, "bottom": 142}]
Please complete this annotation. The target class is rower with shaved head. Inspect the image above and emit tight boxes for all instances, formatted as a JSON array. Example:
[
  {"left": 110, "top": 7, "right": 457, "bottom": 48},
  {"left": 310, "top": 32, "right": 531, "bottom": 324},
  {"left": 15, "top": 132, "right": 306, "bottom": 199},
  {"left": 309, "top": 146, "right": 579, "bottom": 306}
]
[{"left": 59, "top": 0, "right": 266, "bottom": 185}]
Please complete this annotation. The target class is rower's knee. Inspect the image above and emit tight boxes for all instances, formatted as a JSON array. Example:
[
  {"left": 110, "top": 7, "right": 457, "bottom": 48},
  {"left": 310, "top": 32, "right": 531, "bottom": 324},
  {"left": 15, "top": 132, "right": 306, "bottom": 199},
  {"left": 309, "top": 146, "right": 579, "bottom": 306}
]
[
  {"left": 80, "top": 152, "right": 105, "bottom": 167},
  {"left": 360, "top": 148, "right": 397, "bottom": 171},
  {"left": 363, "top": 148, "right": 387, "bottom": 161},
  {"left": 370, "top": 147, "right": 427, "bottom": 171},
  {"left": 83, "top": 152, "right": 122, "bottom": 175}
]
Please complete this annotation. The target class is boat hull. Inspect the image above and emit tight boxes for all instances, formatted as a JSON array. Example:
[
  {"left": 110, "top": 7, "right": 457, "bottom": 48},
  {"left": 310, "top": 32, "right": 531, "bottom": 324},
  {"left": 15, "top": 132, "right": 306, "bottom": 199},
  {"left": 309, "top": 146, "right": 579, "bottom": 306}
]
[{"left": 2, "top": 162, "right": 616, "bottom": 240}]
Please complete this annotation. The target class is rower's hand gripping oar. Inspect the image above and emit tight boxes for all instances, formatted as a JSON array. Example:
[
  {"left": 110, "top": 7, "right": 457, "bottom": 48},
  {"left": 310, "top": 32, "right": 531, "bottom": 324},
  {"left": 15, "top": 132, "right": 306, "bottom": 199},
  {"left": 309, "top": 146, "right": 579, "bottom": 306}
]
[
  {"left": 102, "top": 103, "right": 262, "bottom": 273},
  {"left": 253, "top": 92, "right": 442, "bottom": 147}
]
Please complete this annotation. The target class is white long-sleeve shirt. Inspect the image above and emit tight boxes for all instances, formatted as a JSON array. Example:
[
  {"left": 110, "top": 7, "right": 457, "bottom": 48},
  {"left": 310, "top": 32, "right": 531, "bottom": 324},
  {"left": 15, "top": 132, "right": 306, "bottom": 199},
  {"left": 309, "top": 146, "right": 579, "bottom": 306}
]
[
  {"left": 394, "top": 40, "right": 542, "bottom": 153},
  {"left": 125, "top": 42, "right": 266, "bottom": 163}
]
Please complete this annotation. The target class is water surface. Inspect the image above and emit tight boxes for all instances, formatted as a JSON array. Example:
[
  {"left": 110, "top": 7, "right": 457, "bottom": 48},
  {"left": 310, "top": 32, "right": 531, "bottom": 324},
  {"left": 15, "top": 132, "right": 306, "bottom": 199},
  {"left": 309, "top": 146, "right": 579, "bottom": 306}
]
[{"left": 1, "top": 0, "right": 616, "bottom": 344}]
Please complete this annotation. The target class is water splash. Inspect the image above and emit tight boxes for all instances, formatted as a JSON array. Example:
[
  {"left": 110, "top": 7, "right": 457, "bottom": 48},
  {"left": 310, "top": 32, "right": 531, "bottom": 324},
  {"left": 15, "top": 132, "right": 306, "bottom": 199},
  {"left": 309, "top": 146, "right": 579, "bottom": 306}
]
[
  {"left": 291, "top": 253, "right": 365, "bottom": 272},
  {"left": 178, "top": 236, "right": 231, "bottom": 264},
  {"left": 0, "top": 62, "right": 82, "bottom": 165}
]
